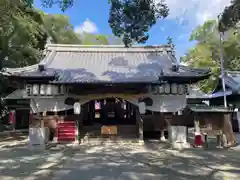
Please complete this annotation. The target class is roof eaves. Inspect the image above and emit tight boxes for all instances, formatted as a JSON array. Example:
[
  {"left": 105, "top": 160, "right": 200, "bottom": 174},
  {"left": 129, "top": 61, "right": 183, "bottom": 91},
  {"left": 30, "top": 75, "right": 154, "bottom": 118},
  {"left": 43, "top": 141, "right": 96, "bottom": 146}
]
[{"left": 1, "top": 64, "right": 38, "bottom": 75}]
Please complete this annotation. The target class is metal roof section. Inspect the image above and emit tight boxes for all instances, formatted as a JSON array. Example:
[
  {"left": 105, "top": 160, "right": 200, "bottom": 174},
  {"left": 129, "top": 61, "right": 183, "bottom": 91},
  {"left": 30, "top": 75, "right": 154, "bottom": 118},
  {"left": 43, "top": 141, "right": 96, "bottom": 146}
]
[
  {"left": 212, "top": 71, "right": 240, "bottom": 94},
  {"left": 188, "top": 104, "right": 234, "bottom": 112},
  {"left": 1, "top": 44, "right": 211, "bottom": 83},
  {"left": 224, "top": 71, "right": 240, "bottom": 91}
]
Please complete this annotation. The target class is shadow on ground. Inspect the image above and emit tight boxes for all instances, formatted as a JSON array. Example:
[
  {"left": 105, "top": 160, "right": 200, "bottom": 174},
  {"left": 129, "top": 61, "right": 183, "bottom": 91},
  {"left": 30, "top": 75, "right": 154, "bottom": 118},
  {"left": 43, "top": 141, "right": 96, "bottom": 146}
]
[
  {"left": 0, "top": 139, "right": 77, "bottom": 180},
  {"left": 1, "top": 137, "right": 240, "bottom": 180},
  {"left": 51, "top": 141, "right": 240, "bottom": 180}
]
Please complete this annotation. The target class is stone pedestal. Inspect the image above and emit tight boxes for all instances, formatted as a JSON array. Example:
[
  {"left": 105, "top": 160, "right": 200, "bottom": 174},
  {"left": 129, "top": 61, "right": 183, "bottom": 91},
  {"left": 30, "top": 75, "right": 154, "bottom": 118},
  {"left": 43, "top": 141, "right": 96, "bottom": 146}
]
[
  {"left": 28, "top": 128, "right": 49, "bottom": 150},
  {"left": 168, "top": 126, "right": 190, "bottom": 149}
]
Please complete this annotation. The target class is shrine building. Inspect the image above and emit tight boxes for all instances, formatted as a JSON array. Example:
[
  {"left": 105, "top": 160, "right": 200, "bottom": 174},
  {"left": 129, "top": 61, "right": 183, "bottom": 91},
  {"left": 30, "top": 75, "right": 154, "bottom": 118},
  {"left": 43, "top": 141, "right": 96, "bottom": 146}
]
[{"left": 1, "top": 44, "right": 211, "bottom": 145}]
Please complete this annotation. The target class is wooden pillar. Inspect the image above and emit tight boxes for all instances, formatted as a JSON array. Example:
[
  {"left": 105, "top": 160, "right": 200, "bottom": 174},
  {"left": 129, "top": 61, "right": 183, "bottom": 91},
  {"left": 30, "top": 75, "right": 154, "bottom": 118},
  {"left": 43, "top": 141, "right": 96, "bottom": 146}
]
[
  {"left": 126, "top": 102, "right": 130, "bottom": 120},
  {"left": 135, "top": 106, "right": 143, "bottom": 142},
  {"left": 100, "top": 99, "right": 104, "bottom": 121},
  {"left": 88, "top": 101, "right": 94, "bottom": 125},
  {"left": 164, "top": 113, "right": 172, "bottom": 141},
  {"left": 160, "top": 130, "right": 166, "bottom": 141},
  {"left": 221, "top": 113, "right": 236, "bottom": 146}
]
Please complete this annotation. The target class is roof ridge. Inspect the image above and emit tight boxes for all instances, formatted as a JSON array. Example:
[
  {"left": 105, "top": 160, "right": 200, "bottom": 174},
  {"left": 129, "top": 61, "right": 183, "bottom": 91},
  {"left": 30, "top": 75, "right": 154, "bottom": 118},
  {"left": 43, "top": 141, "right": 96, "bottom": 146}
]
[{"left": 46, "top": 44, "right": 173, "bottom": 52}]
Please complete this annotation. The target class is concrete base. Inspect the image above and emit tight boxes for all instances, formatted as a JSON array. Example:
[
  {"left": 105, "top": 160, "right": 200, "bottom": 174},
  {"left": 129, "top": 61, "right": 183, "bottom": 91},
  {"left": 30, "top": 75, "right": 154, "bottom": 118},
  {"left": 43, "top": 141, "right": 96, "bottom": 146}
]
[
  {"left": 28, "top": 143, "right": 46, "bottom": 151},
  {"left": 160, "top": 136, "right": 167, "bottom": 142},
  {"left": 172, "top": 142, "right": 191, "bottom": 150},
  {"left": 138, "top": 140, "right": 144, "bottom": 145}
]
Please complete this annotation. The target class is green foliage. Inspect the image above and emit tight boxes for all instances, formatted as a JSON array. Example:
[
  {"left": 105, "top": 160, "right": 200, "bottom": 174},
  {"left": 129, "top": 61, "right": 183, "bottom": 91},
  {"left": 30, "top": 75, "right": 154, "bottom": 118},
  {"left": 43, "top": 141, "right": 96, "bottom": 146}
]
[
  {"left": 40, "top": 0, "right": 74, "bottom": 11},
  {"left": 0, "top": 0, "right": 46, "bottom": 69},
  {"left": 219, "top": 0, "right": 240, "bottom": 32},
  {"left": 182, "top": 20, "right": 240, "bottom": 92},
  {"left": 108, "top": 0, "right": 169, "bottom": 47},
  {"left": 79, "top": 33, "right": 123, "bottom": 45},
  {"left": 41, "top": 12, "right": 81, "bottom": 44}
]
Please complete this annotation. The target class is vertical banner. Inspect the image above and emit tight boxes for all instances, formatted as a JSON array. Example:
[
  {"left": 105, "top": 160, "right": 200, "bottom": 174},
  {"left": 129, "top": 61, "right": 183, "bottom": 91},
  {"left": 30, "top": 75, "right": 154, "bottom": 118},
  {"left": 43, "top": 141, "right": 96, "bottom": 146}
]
[{"left": 8, "top": 110, "right": 16, "bottom": 130}]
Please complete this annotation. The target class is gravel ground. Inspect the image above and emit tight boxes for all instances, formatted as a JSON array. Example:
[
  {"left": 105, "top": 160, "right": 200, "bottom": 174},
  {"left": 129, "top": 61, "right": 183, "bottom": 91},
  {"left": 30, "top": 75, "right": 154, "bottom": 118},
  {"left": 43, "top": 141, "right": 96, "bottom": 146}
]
[
  {"left": 52, "top": 140, "right": 240, "bottom": 180},
  {"left": 0, "top": 134, "right": 240, "bottom": 180}
]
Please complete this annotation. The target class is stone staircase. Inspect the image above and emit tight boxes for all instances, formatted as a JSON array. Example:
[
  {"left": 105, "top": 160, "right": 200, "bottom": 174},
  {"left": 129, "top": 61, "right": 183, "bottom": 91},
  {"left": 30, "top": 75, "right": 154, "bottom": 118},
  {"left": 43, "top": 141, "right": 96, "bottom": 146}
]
[{"left": 57, "top": 121, "right": 76, "bottom": 142}]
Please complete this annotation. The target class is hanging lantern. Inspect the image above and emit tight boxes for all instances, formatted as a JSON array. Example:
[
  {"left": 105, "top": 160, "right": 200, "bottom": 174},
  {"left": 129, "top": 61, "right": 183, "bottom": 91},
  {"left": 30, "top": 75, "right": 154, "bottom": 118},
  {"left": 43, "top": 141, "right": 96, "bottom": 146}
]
[
  {"left": 186, "top": 84, "right": 190, "bottom": 94},
  {"left": 52, "top": 85, "right": 58, "bottom": 95},
  {"left": 26, "top": 84, "right": 32, "bottom": 96},
  {"left": 147, "top": 85, "right": 152, "bottom": 93},
  {"left": 46, "top": 84, "right": 52, "bottom": 95},
  {"left": 171, "top": 83, "right": 177, "bottom": 94},
  {"left": 139, "top": 102, "right": 146, "bottom": 114},
  {"left": 164, "top": 84, "right": 170, "bottom": 94},
  {"left": 59, "top": 85, "right": 65, "bottom": 95},
  {"left": 40, "top": 84, "right": 46, "bottom": 95},
  {"left": 177, "top": 110, "right": 182, "bottom": 115},
  {"left": 32, "top": 84, "right": 39, "bottom": 95},
  {"left": 152, "top": 86, "right": 158, "bottom": 94},
  {"left": 74, "top": 102, "right": 81, "bottom": 114},
  {"left": 158, "top": 85, "right": 165, "bottom": 94},
  {"left": 178, "top": 84, "right": 185, "bottom": 94}
]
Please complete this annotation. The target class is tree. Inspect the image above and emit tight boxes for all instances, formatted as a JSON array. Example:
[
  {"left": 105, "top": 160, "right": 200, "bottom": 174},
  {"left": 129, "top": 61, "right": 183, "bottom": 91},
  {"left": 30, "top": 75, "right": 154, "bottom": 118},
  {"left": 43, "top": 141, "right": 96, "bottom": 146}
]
[
  {"left": 108, "top": 0, "right": 169, "bottom": 47},
  {"left": 219, "top": 0, "right": 240, "bottom": 32},
  {"left": 79, "top": 32, "right": 123, "bottom": 45},
  {"left": 41, "top": 12, "right": 81, "bottom": 44},
  {"left": 0, "top": 0, "right": 47, "bottom": 69},
  {"left": 167, "top": 36, "right": 175, "bottom": 56},
  {"left": 181, "top": 20, "right": 240, "bottom": 92}
]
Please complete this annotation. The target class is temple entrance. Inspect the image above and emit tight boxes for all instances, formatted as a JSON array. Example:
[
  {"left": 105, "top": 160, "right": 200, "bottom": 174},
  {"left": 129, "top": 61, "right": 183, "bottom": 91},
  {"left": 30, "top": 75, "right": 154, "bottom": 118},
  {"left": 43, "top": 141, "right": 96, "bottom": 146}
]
[
  {"left": 80, "top": 97, "right": 138, "bottom": 139},
  {"left": 82, "top": 98, "right": 136, "bottom": 126}
]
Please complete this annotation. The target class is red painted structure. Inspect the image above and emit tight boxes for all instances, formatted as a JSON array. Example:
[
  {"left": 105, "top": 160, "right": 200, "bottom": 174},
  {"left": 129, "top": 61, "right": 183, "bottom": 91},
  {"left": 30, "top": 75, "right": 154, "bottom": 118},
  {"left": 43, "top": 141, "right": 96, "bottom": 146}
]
[{"left": 57, "top": 121, "right": 76, "bottom": 142}]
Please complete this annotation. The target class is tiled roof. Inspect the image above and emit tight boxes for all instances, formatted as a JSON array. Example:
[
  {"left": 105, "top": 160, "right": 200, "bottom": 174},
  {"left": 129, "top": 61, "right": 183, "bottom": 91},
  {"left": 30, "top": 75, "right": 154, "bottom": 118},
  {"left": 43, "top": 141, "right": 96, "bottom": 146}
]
[
  {"left": 1, "top": 44, "right": 211, "bottom": 83},
  {"left": 46, "top": 45, "right": 176, "bottom": 83}
]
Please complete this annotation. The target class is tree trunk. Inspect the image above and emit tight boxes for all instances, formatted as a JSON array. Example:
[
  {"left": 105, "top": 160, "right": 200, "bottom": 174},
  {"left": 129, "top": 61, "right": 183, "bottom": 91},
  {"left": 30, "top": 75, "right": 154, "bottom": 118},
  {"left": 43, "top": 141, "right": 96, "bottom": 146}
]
[{"left": 222, "top": 113, "right": 236, "bottom": 146}]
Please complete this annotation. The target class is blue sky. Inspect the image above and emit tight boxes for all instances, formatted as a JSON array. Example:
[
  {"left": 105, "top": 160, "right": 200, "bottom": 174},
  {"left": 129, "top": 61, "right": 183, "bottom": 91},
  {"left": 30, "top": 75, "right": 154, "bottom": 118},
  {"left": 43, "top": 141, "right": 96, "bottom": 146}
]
[{"left": 34, "top": 0, "right": 231, "bottom": 60}]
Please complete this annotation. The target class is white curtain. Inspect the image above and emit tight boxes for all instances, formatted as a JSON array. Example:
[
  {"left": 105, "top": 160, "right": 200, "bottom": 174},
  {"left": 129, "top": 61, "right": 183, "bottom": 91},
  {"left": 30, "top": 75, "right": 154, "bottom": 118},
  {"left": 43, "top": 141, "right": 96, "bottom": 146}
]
[
  {"left": 30, "top": 94, "right": 187, "bottom": 113},
  {"left": 126, "top": 94, "right": 187, "bottom": 113},
  {"left": 31, "top": 97, "right": 73, "bottom": 113},
  {"left": 146, "top": 95, "right": 186, "bottom": 112}
]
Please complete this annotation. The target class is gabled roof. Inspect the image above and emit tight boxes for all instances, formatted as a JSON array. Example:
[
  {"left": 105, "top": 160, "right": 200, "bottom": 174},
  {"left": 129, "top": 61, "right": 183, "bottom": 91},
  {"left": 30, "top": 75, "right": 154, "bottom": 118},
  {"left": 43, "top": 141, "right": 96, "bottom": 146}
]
[{"left": 1, "top": 44, "right": 211, "bottom": 84}]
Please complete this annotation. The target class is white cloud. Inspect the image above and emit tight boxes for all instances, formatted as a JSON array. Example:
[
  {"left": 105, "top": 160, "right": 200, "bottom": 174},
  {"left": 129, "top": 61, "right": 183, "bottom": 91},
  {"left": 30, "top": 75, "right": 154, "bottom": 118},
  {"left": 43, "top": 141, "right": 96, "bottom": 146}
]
[
  {"left": 161, "top": 0, "right": 231, "bottom": 26},
  {"left": 74, "top": 19, "right": 98, "bottom": 34}
]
